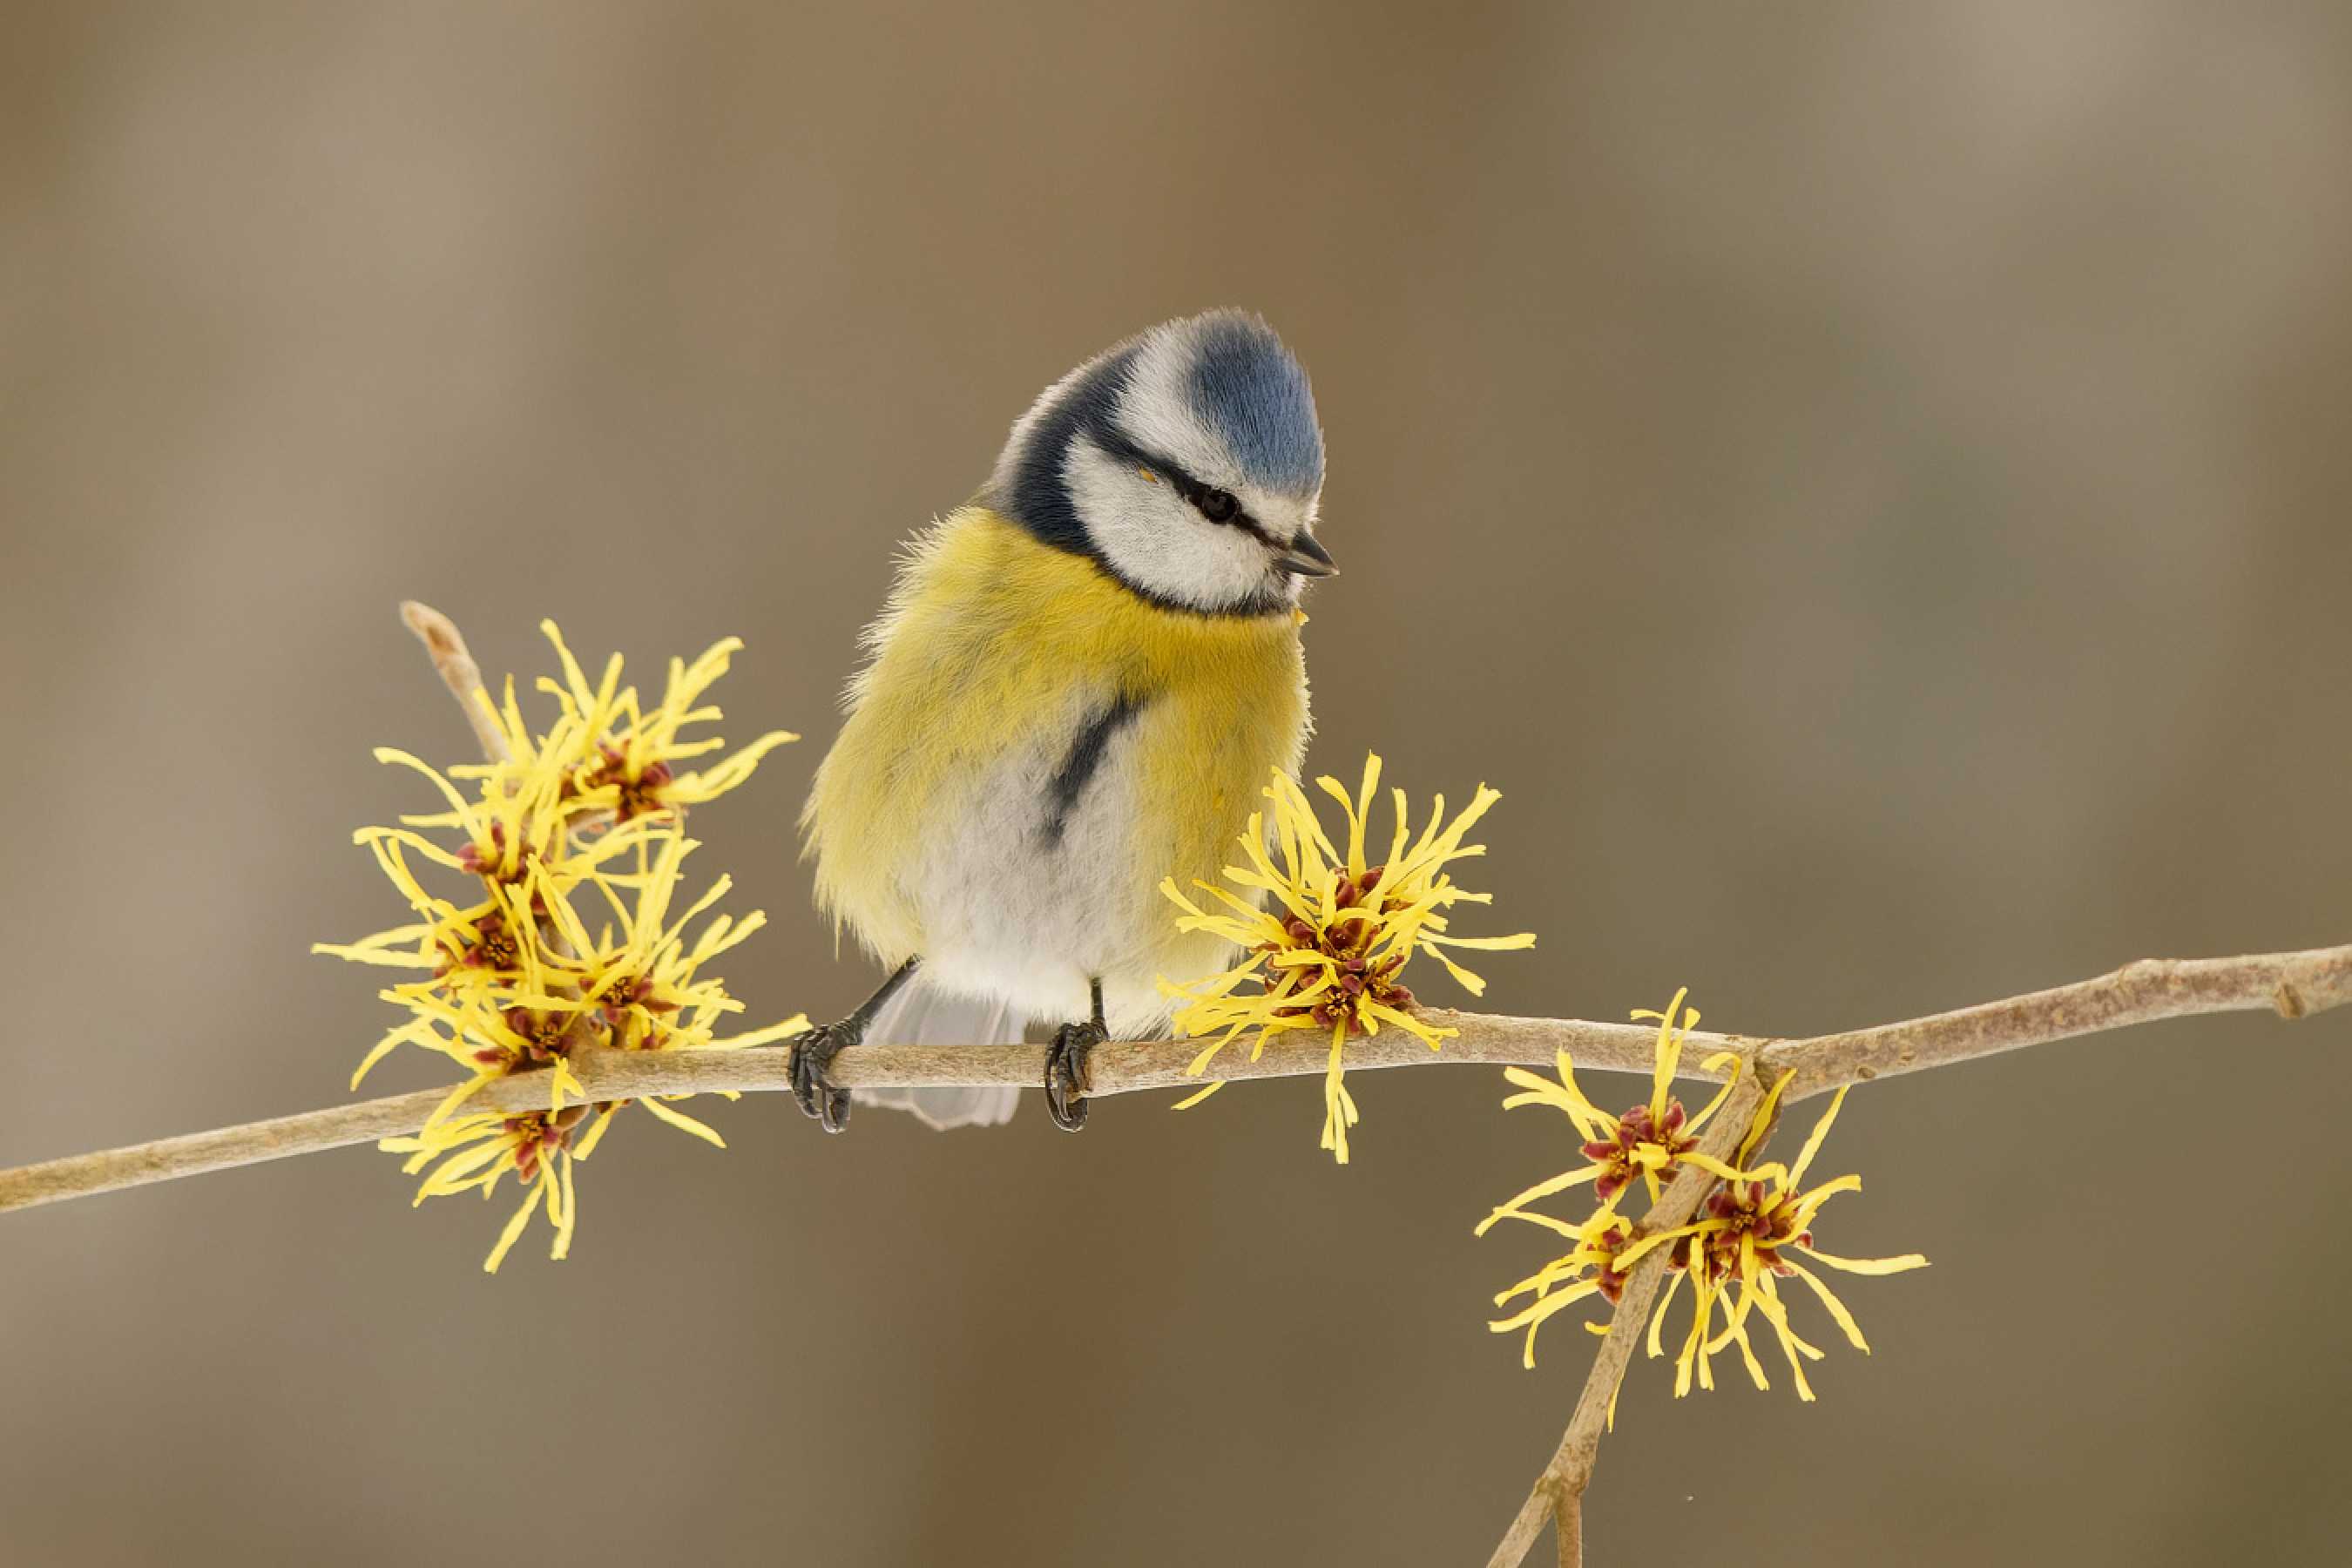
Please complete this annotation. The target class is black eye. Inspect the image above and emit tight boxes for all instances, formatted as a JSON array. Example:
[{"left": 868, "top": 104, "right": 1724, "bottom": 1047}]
[{"left": 1193, "top": 486, "right": 1239, "bottom": 524}]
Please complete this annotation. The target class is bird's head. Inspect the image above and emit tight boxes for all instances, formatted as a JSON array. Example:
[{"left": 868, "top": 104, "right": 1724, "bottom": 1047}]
[{"left": 986, "top": 309, "right": 1334, "bottom": 617}]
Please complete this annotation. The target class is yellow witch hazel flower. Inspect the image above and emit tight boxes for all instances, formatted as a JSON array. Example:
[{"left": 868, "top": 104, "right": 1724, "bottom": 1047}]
[
  {"left": 537, "top": 831, "right": 772, "bottom": 1054},
  {"left": 1159, "top": 753, "right": 1535, "bottom": 1164},
  {"left": 1481, "top": 990, "right": 1927, "bottom": 1401},
  {"left": 1478, "top": 990, "right": 1746, "bottom": 1215},
  {"left": 381, "top": 1105, "right": 594, "bottom": 1272},
  {"left": 315, "top": 622, "right": 805, "bottom": 1271},
  {"left": 537, "top": 625, "right": 797, "bottom": 825},
  {"left": 1486, "top": 1207, "right": 1640, "bottom": 1370},
  {"left": 1633, "top": 1078, "right": 1929, "bottom": 1401}
]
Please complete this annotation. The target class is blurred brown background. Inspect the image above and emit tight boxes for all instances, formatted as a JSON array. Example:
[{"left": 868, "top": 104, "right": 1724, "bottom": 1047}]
[{"left": 6, "top": 3, "right": 2351, "bottom": 1564}]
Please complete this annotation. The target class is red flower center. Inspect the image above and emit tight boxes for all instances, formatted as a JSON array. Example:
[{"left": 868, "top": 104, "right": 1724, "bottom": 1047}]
[{"left": 1254, "top": 866, "right": 1418, "bottom": 1037}]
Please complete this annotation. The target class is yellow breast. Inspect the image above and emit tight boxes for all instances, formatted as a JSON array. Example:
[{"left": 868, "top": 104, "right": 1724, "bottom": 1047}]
[{"left": 803, "top": 507, "right": 1310, "bottom": 963}]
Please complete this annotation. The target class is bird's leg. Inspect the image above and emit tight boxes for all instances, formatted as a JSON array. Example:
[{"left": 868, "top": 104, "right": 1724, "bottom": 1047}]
[
  {"left": 1044, "top": 977, "right": 1108, "bottom": 1133},
  {"left": 792, "top": 956, "right": 921, "bottom": 1134}
]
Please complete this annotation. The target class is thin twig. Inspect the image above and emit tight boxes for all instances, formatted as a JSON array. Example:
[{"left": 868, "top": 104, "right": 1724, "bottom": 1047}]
[
  {"left": 399, "top": 600, "right": 510, "bottom": 764},
  {"left": 1552, "top": 1486, "right": 1581, "bottom": 1568},
  {"left": 3, "top": 942, "right": 2345, "bottom": 1216},
  {"left": 1773, "top": 947, "right": 2352, "bottom": 1096},
  {"left": 0, "top": 1013, "right": 1665, "bottom": 1215},
  {"left": 0, "top": 1085, "right": 470, "bottom": 1214}
]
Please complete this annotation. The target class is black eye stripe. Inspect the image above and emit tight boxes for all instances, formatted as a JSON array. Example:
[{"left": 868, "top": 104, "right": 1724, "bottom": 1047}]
[{"left": 1099, "top": 432, "right": 1274, "bottom": 543}]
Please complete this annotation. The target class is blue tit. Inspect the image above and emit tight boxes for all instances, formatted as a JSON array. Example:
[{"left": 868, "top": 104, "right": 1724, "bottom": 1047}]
[{"left": 794, "top": 309, "right": 1335, "bottom": 1132}]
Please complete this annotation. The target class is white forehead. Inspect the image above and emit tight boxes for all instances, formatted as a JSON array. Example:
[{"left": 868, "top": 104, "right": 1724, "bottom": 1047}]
[{"left": 1112, "top": 326, "right": 1243, "bottom": 490}]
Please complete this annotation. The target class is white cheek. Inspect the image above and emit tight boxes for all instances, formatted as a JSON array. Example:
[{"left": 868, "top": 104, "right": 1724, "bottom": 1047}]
[{"left": 1064, "top": 442, "right": 1276, "bottom": 611}]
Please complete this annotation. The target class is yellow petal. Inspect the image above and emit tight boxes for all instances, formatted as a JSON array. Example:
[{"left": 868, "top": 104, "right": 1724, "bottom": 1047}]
[
  {"left": 1798, "top": 1246, "right": 1930, "bottom": 1276},
  {"left": 551, "top": 1153, "right": 579, "bottom": 1261},
  {"left": 1782, "top": 1258, "right": 1871, "bottom": 1352},
  {"left": 1785, "top": 1084, "right": 1849, "bottom": 1190},
  {"left": 483, "top": 1179, "right": 545, "bottom": 1274},
  {"left": 640, "top": 1096, "right": 727, "bottom": 1148},
  {"left": 1472, "top": 1166, "right": 1603, "bottom": 1236},
  {"left": 1646, "top": 1267, "right": 1687, "bottom": 1359},
  {"left": 1739, "top": 1067, "right": 1795, "bottom": 1166},
  {"left": 571, "top": 1105, "right": 620, "bottom": 1160}
]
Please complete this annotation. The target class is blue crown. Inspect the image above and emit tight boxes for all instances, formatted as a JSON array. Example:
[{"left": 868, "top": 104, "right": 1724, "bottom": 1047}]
[{"left": 1183, "top": 311, "right": 1323, "bottom": 497}]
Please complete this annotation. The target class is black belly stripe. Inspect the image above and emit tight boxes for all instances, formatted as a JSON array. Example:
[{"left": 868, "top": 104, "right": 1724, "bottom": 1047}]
[{"left": 1042, "top": 692, "right": 1147, "bottom": 846}]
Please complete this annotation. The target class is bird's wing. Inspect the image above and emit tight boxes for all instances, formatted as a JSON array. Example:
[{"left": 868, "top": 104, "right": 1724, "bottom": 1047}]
[{"left": 848, "top": 980, "right": 1025, "bottom": 1129}]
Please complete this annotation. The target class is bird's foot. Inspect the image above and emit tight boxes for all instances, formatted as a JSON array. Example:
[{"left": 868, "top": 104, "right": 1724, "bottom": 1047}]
[
  {"left": 1044, "top": 1017, "right": 1105, "bottom": 1132},
  {"left": 790, "top": 1019, "right": 858, "bottom": 1133}
]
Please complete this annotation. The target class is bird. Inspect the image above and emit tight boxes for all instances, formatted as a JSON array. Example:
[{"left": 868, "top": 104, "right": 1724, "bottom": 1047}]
[{"left": 794, "top": 309, "right": 1335, "bottom": 1132}]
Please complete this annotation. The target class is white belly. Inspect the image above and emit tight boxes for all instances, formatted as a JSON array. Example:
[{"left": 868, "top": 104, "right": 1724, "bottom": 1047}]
[{"left": 900, "top": 720, "right": 1216, "bottom": 1035}]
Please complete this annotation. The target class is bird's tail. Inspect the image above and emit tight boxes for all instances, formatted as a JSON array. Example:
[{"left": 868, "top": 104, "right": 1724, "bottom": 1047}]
[{"left": 848, "top": 979, "right": 1026, "bottom": 1129}]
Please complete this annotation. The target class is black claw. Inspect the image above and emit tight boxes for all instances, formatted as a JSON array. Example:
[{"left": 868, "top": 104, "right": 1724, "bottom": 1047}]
[
  {"left": 791, "top": 1022, "right": 855, "bottom": 1133},
  {"left": 791, "top": 958, "right": 920, "bottom": 1136},
  {"left": 1044, "top": 1018, "right": 1105, "bottom": 1132}
]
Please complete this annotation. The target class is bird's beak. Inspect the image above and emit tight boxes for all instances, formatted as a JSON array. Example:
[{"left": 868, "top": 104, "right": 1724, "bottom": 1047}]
[{"left": 1275, "top": 531, "right": 1338, "bottom": 578}]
